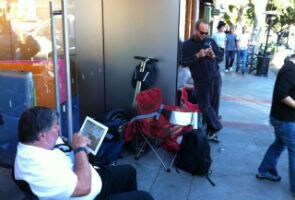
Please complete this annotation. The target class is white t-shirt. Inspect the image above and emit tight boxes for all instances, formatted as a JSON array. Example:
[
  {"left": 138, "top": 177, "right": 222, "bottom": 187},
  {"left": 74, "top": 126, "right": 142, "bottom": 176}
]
[
  {"left": 14, "top": 141, "right": 102, "bottom": 200},
  {"left": 177, "top": 67, "right": 194, "bottom": 88},
  {"left": 211, "top": 32, "right": 226, "bottom": 48},
  {"left": 237, "top": 33, "right": 250, "bottom": 50}
]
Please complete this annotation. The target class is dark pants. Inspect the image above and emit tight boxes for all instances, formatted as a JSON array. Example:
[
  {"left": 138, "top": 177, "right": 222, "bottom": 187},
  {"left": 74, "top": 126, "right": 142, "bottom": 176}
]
[
  {"left": 96, "top": 165, "right": 153, "bottom": 200},
  {"left": 225, "top": 50, "right": 236, "bottom": 70},
  {"left": 195, "top": 75, "right": 222, "bottom": 134},
  {"left": 212, "top": 73, "right": 222, "bottom": 116},
  {"left": 219, "top": 47, "right": 225, "bottom": 63}
]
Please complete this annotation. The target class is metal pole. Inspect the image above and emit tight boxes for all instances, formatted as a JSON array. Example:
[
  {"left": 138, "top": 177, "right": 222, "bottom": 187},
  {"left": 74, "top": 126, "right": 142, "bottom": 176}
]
[
  {"left": 204, "top": 3, "right": 212, "bottom": 23},
  {"left": 61, "top": 0, "right": 73, "bottom": 143},
  {"left": 50, "top": 1, "right": 62, "bottom": 135}
]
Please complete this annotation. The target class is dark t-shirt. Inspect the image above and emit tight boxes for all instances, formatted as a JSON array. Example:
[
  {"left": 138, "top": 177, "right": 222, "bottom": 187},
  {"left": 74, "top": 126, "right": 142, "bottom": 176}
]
[
  {"left": 181, "top": 37, "right": 222, "bottom": 82},
  {"left": 270, "top": 60, "right": 295, "bottom": 121}
]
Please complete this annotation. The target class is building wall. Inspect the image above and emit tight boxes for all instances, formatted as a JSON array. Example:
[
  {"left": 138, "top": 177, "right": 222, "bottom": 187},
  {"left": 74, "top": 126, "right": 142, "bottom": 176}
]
[
  {"left": 75, "top": 0, "right": 105, "bottom": 120},
  {"left": 75, "top": 0, "right": 180, "bottom": 120},
  {"left": 103, "top": 0, "right": 180, "bottom": 116}
]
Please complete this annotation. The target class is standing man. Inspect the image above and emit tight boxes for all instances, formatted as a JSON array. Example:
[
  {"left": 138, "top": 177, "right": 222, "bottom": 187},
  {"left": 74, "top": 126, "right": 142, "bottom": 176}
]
[
  {"left": 212, "top": 21, "right": 226, "bottom": 63},
  {"left": 236, "top": 26, "right": 250, "bottom": 75},
  {"left": 181, "top": 19, "right": 223, "bottom": 142},
  {"left": 256, "top": 55, "right": 295, "bottom": 196},
  {"left": 225, "top": 25, "right": 237, "bottom": 72}
]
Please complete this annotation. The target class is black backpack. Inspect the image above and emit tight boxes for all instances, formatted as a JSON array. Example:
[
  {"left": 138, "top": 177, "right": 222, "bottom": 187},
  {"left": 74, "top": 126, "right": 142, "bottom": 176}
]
[
  {"left": 131, "top": 61, "right": 157, "bottom": 90},
  {"left": 176, "top": 129, "right": 215, "bottom": 186}
]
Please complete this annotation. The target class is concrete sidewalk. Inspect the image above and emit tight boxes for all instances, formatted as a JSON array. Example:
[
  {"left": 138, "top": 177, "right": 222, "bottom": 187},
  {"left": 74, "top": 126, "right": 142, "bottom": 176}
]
[
  {"left": 0, "top": 67, "right": 293, "bottom": 200},
  {"left": 118, "top": 68, "right": 292, "bottom": 200}
]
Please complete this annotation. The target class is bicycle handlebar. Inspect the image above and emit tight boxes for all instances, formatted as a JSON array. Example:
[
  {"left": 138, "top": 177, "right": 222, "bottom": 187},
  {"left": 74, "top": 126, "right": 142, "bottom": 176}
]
[{"left": 134, "top": 56, "right": 158, "bottom": 62}]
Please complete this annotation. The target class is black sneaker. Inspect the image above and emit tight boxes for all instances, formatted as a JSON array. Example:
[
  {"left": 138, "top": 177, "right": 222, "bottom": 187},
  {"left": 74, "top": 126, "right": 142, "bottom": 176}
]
[{"left": 207, "top": 133, "right": 220, "bottom": 143}]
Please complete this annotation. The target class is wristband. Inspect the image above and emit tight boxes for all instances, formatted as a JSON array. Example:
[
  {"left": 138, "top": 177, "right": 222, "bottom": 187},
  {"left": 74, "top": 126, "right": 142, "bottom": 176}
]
[{"left": 74, "top": 146, "right": 87, "bottom": 155}]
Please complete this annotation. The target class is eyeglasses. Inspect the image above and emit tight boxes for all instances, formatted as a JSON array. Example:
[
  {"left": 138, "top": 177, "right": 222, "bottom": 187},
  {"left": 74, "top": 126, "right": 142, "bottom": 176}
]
[{"left": 198, "top": 31, "right": 208, "bottom": 36}]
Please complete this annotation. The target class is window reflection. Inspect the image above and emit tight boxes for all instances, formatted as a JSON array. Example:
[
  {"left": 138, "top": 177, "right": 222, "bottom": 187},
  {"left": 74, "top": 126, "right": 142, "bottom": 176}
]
[
  {"left": 0, "top": 0, "right": 76, "bottom": 61},
  {"left": 0, "top": 14, "right": 18, "bottom": 60},
  {"left": 0, "top": 0, "right": 76, "bottom": 108}
]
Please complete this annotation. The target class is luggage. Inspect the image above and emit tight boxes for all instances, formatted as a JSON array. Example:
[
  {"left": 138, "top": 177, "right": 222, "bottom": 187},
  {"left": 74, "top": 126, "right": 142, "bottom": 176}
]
[
  {"left": 0, "top": 70, "right": 34, "bottom": 116},
  {"left": 0, "top": 70, "right": 35, "bottom": 167},
  {"left": 0, "top": 59, "right": 76, "bottom": 108}
]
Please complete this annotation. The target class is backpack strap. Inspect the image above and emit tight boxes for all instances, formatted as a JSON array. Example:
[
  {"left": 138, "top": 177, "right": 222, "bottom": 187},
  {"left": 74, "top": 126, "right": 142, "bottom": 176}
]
[
  {"left": 197, "top": 131, "right": 215, "bottom": 187},
  {"left": 206, "top": 170, "right": 216, "bottom": 186}
]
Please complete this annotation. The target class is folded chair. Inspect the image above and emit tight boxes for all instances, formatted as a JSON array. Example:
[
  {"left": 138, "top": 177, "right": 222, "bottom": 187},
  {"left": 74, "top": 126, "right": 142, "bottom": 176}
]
[{"left": 124, "top": 88, "right": 202, "bottom": 171}]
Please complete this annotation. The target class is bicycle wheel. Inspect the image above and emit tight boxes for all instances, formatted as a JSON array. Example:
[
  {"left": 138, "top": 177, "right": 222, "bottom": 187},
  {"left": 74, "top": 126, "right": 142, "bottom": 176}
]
[{"left": 246, "top": 54, "right": 252, "bottom": 72}]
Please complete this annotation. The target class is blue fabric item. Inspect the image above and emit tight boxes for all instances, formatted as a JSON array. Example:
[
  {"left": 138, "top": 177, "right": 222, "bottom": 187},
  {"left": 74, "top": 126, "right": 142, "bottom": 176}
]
[
  {"left": 89, "top": 140, "right": 125, "bottom": 168},
  {"left": 97, "top": 140, "right": 125, "bottom": 162},
  {"left": 60, "top": 96, "right": 80, "bottom": 138},
  {"left": 0, "top": 113, "right": 19, "bottom": 167},
  {"left": 258, "top": 117, "right": 295, "bottom": 193},
  {"left": 104, "top": 119, "right": 127, "bottom": 127},
  {"left": 236, "top": 49, "right": 248, "bottom": 73}
]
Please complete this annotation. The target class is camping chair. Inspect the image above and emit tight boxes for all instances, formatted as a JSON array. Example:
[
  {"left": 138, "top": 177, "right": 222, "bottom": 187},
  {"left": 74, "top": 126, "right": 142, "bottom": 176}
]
[{"left": 124, "top": 88, "right": 202, "bottom": 171}]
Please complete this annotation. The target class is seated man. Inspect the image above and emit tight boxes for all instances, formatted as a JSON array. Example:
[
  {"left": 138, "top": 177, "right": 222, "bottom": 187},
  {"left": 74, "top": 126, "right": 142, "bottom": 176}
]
[{"left": 14, "top": 106, "right": 153, "bottom": 200}]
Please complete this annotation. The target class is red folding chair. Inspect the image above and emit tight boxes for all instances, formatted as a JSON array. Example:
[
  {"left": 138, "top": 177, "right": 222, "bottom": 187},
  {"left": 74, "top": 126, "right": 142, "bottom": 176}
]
[{"left": 124, "top": 88, "right": 202, "bottom": 171}]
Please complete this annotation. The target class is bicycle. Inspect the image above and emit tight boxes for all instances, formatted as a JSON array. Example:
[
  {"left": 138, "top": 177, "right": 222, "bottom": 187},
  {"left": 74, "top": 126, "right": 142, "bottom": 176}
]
[
  {"left": 247, "top": 52, "right": 258, "bottom": 73},
  {"left": 246, "top": 44, "right": 265, "bottom": 74}
]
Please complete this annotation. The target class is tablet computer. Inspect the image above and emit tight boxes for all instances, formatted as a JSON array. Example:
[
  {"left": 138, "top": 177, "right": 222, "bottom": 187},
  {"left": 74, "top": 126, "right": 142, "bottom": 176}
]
[{"left": 79, "top": 116, "right": 109, "bottom": 155}]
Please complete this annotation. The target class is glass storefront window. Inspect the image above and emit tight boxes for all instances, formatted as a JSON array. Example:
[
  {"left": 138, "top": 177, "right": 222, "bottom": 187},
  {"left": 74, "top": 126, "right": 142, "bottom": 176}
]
[
  {"left": 0, "top": 0, "right": 77, "bottom": 167},
  {"left": 0, "top": 0, "right": 76, "bottom": 108}
]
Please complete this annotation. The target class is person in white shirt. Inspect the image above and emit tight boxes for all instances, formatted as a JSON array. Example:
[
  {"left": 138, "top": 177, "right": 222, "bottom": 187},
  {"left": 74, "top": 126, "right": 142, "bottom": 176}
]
[
  {"left": 211, "top": 21, "right": 226, "bottom": 63},
  {"left": 236, "top": 26, "right": 251, "bottom": 74},
  {"left": 14, "top": 106, "right": 153, "bottom": 200}
]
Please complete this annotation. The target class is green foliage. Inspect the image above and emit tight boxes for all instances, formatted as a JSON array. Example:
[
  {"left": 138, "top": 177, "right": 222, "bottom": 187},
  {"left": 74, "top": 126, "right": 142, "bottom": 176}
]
[
  {"left": 223, "top": 0, "right": 256, "bottom": 28},
  {"left": 266, "top": 0, "right": 277, "bottom": 11},
  {"left": 228, "top": 5, "right": 236, "bottom": 12},
  {"left": 245, "top": 1, "right": 255, "bottom": 25},
  {"left": 266, "top": 0, "right": 295, "bottom": 45},
  {"left": 224, "top": 5, "right": 238, "bottom": 26}
]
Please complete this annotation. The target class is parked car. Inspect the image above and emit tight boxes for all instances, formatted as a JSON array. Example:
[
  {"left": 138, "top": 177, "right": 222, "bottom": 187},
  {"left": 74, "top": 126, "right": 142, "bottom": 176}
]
[
  {"left": 28, "top": 16, "right": 76, "bottom": 60},
  {"left": 0, "top": 15, "right": 76, "bottom": 61}
]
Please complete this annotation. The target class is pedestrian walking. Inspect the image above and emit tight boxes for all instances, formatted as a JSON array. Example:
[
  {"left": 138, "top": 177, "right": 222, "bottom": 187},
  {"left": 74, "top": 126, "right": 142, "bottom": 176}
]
[
  {"left": 256, "top": 55, "right": 295, "bottom": 197},
  {"left": 236, "top": 26, "right": 250, "bottom": 75},
  {"left": 225, "top": 25, "right": 237, "bottom": 72}
]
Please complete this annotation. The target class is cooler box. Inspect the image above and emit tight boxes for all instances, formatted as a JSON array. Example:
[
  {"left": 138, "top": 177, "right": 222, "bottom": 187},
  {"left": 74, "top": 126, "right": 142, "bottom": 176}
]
[
  {"left": 0, "top": 70, "right": 35, "bottom": 167},
  {"left": 0, "top": 70, "right": 34, "bottom": 116}
]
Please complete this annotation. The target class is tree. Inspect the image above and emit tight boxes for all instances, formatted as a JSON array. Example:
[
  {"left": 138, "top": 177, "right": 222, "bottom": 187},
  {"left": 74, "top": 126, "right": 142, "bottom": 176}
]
[
  {"left": 222, "top": 0, "right": 269, "bottom": 47},
  {"left": 220, "top": 0, "right": 295, "bottom": 50},
  {"left": 266, "top": 0, "right": 295, "bottom": 46}
]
